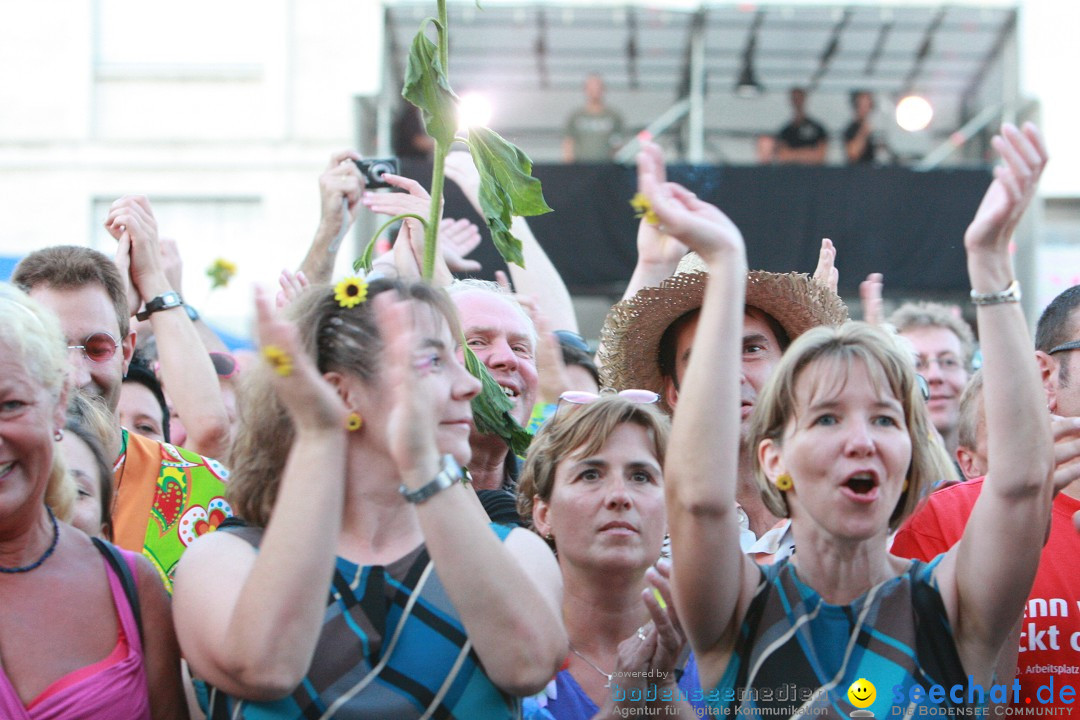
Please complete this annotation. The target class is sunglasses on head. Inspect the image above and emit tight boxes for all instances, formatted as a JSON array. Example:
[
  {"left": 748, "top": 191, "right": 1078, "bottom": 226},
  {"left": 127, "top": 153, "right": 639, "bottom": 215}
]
[
  {"left": 152, "top": 351, "right": 240, "bottom": 383},
  {"left": 554, "top": 330, "right": 591, "bottom": 354},
  {"left": 558, "top": 388, "right": 661, "bottom": 411},
  {"left": 209, "top": 352, "right": 239, "bottom": 379},
  {"left": 67, "top": 332, "right": 120, "bottom": 363}
]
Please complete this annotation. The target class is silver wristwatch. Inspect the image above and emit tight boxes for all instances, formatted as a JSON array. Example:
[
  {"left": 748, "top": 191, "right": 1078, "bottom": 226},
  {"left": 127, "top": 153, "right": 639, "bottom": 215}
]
[{"left": 399, "top": 454, "right": 463, "bottom": 504}]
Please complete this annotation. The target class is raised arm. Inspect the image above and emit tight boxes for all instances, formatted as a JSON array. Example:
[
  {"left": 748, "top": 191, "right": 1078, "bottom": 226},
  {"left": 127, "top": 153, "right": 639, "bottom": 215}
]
[
  {"left": 444, "top": 151, "right": 579, "bottom": 332},
  {"left": 376, "top": 293, "right": 567, "bottom": 695},
  {"left": 106, "top": 196, "right": 230, "bottom": 458},
  {"left": 172, "top": 288, "right": 349, "bottom": 700},
  {"left": 620, "top": 142, "right": 690, "bottom": 301},
  {"left": 642, "top": 141, "right": 758, "bottom": 666},
  {"left": 937, "top": 123, "right": 1053, "bottom": 684},
  {"left": 298, "top": 150, "right": 365, "bottom": 283}
]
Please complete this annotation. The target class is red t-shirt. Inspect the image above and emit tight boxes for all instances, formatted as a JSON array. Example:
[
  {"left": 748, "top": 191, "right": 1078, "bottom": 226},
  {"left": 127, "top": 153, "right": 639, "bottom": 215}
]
[{"left": 892, "top": 479, "right": 1080, "bottom": 709}]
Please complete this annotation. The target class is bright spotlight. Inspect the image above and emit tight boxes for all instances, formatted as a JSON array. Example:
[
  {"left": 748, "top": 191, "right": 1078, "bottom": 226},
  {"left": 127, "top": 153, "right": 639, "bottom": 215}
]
[
  {"left": 896, "top": 95, "right": 933, "bottom": 132},
  {"left": 458, "top": 92, "right": 493, "bottom": 131}
]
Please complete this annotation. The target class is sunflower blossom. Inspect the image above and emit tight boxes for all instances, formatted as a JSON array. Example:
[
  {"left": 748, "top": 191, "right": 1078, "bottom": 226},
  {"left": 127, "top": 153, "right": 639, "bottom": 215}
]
[
  {"left": 206, "top": 258, "right": 237, "bottom": 289},
  {"left": 262, "top": 345, "right": 293, "bottom": 377},
  {"left": 334, "top": 276, "right": 368, "bottom": 308},
  {"left": 630, "top": 192, "right": 660, "bottom": 226}
]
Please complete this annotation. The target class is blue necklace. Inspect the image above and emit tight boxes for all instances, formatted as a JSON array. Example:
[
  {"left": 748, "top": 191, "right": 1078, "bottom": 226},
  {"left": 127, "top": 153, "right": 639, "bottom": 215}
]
[{"left": 0, "top": 507, "right": 59, "bottom": 574}]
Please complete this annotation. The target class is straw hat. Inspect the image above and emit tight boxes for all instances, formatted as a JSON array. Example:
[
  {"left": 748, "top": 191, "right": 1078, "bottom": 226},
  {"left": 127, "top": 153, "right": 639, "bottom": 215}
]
[{"left": 599, "top": 253, "right": 848, "bottom": 405}]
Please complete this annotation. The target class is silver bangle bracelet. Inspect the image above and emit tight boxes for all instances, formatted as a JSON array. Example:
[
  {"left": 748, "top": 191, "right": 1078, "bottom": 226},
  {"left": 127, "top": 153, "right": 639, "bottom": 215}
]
[{"left": 970, "top": 280, "right": 1021, "bottom": 306}]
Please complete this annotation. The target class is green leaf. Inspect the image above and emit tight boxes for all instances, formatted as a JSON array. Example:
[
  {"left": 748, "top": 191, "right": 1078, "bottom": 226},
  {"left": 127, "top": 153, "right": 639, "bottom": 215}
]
[
  {"left": 468, "top": 126, "right": 553, "bottom": 268},
  {"left": 462, "top": 343, "right": 532, "bottom": 457},
  {"left": 402, "top": 22, "right": 458, "bottom": 147}
]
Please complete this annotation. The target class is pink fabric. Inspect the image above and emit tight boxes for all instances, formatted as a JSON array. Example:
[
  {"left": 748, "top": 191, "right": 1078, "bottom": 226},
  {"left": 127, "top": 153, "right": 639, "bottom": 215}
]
[{"left": 0, "top": 549, "right": 152, "bottom": 720}]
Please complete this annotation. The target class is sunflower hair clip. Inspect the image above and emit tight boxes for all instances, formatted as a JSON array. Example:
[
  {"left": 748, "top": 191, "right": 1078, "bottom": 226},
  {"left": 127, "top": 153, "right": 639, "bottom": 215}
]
[
  {"left": 262, "top": 345, "right": 294, "bottom": 377},
  {"left": 334, "top": 276, "right": 368, "bottom": 309}
]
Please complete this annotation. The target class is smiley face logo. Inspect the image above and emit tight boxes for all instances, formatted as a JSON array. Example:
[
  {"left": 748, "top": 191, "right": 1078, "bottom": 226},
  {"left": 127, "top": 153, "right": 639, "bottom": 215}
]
[{"left": 847, "top": 678, "right": 876, "bottom": 708}]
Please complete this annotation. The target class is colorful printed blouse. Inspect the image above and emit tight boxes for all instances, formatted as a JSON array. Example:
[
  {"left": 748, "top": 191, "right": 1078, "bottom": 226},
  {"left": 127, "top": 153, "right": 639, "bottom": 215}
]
[{"left": 111, "top": 428, "right": 231, "bottom": 592}]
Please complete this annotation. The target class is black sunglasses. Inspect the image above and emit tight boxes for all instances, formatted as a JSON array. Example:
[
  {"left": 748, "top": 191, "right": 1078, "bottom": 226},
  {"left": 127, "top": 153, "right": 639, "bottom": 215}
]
[
  {"left": 1049, "top": 340, "right": 1080, "bottom": 356},
  {"left": 67, "top": 332, "right": 120, "bottom": 363}
]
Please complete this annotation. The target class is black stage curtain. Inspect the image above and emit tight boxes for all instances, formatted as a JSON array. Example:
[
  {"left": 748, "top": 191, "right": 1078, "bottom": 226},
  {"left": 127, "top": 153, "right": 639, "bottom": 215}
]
[{"left": 399, "top": 160, "right": 992, "bottom": 296}]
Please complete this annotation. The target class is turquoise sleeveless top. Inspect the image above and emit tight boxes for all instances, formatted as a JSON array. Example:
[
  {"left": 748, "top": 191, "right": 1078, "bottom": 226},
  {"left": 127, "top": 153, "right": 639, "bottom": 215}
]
[{"left": 711, "top": 556, "right": 975, "bottom": 718}]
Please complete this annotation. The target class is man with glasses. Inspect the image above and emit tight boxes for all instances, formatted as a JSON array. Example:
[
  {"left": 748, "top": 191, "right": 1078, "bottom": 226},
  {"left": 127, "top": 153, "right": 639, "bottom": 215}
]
[
  {"left": 889, "top": 301, "right": 977, "bottom": 456},
  {"left": 13, "top": 239, "right": 230, "bottom": 592},
  {"left": 892, "top": 284, "right": 1080, "bottom": 713}
]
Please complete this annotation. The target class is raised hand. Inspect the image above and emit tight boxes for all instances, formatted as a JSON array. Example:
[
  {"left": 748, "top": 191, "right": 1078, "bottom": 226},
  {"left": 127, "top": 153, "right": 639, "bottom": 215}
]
[
  {"left": 439, "top": 218, "right": 482, "bottom": 273},
  {"left": 373, "top": 291, "right": 442, "bottom": 480},
  {"left": 637, "top": 141, "right": 743, "bottom": 264},
  {"left": 317, "top": 150, "right": 365, "bottom": 239},
  {"left": 106, "top": 195, "right": 168, "bottom": 310},
  {"left": 635, "top": 141, "right": 688, "bottom": 275},
  {"left": 964, "top": 123, "right": 1048, "bottom": 255},
  {"left": 812, "top": 238, "right": 839, "bottom": 294},
  {"left": 254, "top": 287, "right": 346, "bottom": 433},
  {"left": 860, "top": 272, "right": 884, "bottom": 324},
  {"left": 275, "top": 269, "right": 310, "bottom": 309},
  {"left": 642, "top": 558, "right": 686, "bottom": 683}
]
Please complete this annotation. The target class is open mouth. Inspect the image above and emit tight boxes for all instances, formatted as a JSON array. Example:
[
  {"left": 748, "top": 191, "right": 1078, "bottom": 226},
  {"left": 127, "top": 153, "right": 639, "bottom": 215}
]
[
  {"left": 842, "top": 472, "right": 879, "bottom": 499},
  {"left": 0, "top": 461, "right": 13, "bottom": 478},
  {"left": 499, "top": 384, "right": 519, "bottom": 400}
]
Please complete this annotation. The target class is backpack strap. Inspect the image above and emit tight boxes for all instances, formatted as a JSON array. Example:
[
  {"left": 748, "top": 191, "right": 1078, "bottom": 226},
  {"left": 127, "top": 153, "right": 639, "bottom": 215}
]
[{"left": 91, "top": 537, "right": 143, "bottom": 645}]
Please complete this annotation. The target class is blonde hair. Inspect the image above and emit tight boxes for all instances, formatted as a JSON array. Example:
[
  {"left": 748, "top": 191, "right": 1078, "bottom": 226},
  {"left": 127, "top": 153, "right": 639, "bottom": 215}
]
[
  {"left": 227, "top": 279, "right": 462, "bottom": 527},
  {"left": 748, "top": 322, "right": 956, "bottom": 531},
  {"left": 0, "top": 283, "right": 76, "bottom": 520},
  {"left": 517, "top": 395, "right": 671, "bottom": 544},
  {"left": 889, "top": 301, "right": 976, "bottom": 372},
  {"left": 956, "top": 370, "right": 985, "bottom": 453}
]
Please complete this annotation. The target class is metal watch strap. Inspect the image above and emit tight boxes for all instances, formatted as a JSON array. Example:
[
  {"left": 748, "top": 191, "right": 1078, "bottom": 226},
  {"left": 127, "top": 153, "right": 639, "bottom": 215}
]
[
  {"left": 135, "top": 291, "right": 184, "bottom": 321},
  {"left": 399, "top": 454, "right": 463, "bottom": 504},
  {"left": 970, "top": 280, "right": 1021, "bottom": 306}
]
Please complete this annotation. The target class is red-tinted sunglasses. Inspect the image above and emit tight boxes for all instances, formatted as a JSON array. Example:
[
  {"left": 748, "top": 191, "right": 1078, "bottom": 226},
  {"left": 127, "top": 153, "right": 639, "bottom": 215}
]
[
  {"left": 209, "top": 352, "right": 239, "bottom": 379},
  {"left": 67, "top": 332, "right": 120, "bottom": 363}
]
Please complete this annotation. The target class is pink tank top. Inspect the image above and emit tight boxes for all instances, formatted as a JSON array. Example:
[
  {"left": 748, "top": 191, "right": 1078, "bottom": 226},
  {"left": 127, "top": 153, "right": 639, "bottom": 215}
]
[{"left": 0, "top": 549, "right": 152, "bottom": 720}]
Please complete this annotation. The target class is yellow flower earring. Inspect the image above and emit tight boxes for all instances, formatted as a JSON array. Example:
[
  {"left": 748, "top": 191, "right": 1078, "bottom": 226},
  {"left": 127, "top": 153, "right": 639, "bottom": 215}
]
[
  {"left": 775, "top": 473, "right": 794, "bottom": 492},
  {"left": 345, "top": 413, "right": 363, "bottom": 432}
]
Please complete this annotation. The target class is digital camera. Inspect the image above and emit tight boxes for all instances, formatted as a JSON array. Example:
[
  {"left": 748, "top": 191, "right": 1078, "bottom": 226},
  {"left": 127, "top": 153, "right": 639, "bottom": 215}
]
[{"left": 353, "top": 157, "right": 400, "bottom": 190}]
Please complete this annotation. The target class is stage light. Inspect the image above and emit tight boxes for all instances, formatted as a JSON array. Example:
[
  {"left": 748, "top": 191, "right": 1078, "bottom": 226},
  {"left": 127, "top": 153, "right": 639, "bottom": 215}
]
[
  {"left": 458, "top": 92, "right": 493, "bottom": 131},
  {"left": 896, "top": 95, "right": 933, "bottom": 132}
]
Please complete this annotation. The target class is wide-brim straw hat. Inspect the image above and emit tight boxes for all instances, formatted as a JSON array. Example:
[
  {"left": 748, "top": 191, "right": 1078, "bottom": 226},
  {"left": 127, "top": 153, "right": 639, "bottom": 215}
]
[{"left": 599, "top": 252, "right": 848, "bottom": 407}]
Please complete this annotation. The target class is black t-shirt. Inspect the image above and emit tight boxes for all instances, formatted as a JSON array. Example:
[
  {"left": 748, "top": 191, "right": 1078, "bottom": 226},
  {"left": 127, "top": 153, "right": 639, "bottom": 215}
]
[
  {"left": 843, "top": 120, "right": 876, "bottom": 164},
  {"left": 777, "top": 118, "right": 828, "bottom": 149}
]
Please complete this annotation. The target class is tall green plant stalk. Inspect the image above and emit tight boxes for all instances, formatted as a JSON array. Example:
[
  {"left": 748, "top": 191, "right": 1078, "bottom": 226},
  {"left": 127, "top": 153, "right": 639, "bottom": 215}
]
[
  {"left": 420, "top": 0, "right": 451, "bottom": 281},
  {"left": 355, "top": 0, "right": 554, "bottom": 454}
]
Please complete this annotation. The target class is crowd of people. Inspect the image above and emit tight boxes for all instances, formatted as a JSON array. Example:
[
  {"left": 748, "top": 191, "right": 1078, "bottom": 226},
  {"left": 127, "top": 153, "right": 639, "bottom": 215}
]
[
  {"left": 1, "top": 116, "right": 1077, "bottom": 720},
  {"left": 561, "top": 74, "right": 887, "bottom": 165}
]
